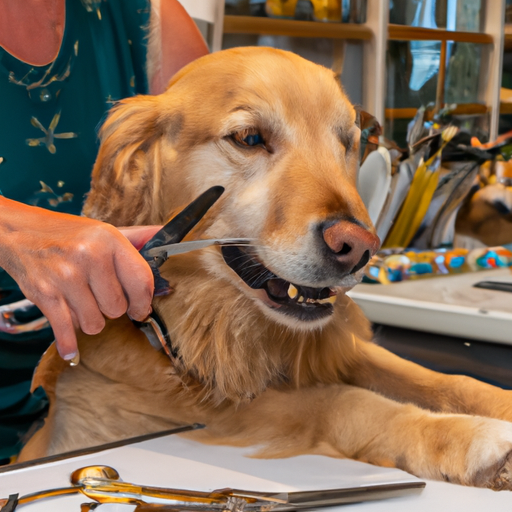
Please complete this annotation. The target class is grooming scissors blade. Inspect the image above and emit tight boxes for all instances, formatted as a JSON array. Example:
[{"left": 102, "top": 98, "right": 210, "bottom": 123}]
[
  {"left": 139, "top": 186, "right": 224, "bottom": 294},
  {"left": 138, "top": 186, "right": 252, "bottom": 295},
  {"left": 145, "top": 238, "right": 253, "bottom": 259}
]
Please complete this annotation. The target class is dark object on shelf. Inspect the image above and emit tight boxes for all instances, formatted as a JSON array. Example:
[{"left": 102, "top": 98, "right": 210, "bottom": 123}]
[
  {"left": 473, "top": 281, "right": 512, "bottom": 293},
  {"left": 342, "top": 0, "right": 367, "bottom": 23},
  {"left": 294, "top": 0, "right": 315, "bottom": 21},
  {"left": 250, "top": 0, "right": 267, "bottom": 16},
  {"left": 225, "top": 0, "right": 253, "bottom": 16}
]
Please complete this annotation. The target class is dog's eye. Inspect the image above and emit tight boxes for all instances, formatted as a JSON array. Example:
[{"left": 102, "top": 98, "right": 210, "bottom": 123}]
[
  {"left": 243, "top": 133, "right": 264, "bottom": 146},
  {"left": 232, "top": 130, "right": 266, "bottom": 149}
]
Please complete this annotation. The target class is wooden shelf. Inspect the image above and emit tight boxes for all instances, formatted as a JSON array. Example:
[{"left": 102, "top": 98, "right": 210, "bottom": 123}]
[
  {"left": 385, "top": 104, "right": 512, "bottom": 119},
  {"left": 223, "top": 15, "right": 372, "bottom": 40},
  {"left": 504, "top": 24, "right": 512, "bottom": 50},
  {"left": 388, "top": 24, "right": 493, "bottom": 43},
  {"left": 223, "top": 16, "right": 493, "bottom": 45},
  {"left": 385, "top": 104, "right": 489, "bottom": 120}
]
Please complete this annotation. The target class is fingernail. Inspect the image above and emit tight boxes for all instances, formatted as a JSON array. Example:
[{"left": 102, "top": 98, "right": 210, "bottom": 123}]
[
  {"left": 64, "top": 351, "right": 80, "bottom": 366},
  {"left": 128, "top": 306, "right": 152, "bottom": 322}
]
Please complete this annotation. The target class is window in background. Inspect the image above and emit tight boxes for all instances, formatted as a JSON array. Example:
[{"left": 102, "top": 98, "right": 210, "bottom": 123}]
[
  {"left": 390, "top": 0, "right": 482, "bottom": 31},
  {"left": 223, "top": 1, "right": 367, "bottom": 108},
  {"left": 500, "top": 0, "right": 512, "bottom": 134},
  {"left": 386, "top": 0, "right": 487, "bottom": 147}
]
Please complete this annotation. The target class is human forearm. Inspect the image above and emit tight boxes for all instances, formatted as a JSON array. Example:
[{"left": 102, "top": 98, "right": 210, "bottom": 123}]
[{"left": 0, "top": 196, "right": 158, "bottom": 360}]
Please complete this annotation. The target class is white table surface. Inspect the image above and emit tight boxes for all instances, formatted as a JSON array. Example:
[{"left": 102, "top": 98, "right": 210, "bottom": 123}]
[
  {"left": 349, "top": 268, "right": 512, "bottom": 344},
  {"left": 1, "top": 433, "right": 511, "bottom": 511}
]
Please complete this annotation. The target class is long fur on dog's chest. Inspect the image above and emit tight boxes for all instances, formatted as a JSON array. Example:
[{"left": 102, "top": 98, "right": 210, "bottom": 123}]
[
  {"left": 40, "top": 256, "right": 373, "bottom": 453},
  {"left": 152, "top": 254, "right": 372, "bottom": 406}
]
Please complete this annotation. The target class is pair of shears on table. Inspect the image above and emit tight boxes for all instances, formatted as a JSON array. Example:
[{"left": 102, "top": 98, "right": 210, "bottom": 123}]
[{"left": 138, "top": 185, "right": 253, "bottom": 295}]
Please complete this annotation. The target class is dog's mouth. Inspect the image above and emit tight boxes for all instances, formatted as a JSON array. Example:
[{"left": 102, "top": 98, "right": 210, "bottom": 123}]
[{"left": 222, "top": 246, "right": 337, "bottom": 322}]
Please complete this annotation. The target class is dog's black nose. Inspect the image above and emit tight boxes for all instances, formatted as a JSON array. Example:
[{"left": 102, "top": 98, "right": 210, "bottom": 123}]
[{"left": 322, "top": 220, "right": 380, "bottom": 273}]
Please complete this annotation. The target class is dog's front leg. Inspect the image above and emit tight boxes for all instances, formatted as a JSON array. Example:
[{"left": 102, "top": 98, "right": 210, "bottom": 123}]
[
  {"left": 191, "top": 385, "right": 512, "bottom": 489},
  {"left": 346, "top": 339, "right": 512, "bottom": 421}
]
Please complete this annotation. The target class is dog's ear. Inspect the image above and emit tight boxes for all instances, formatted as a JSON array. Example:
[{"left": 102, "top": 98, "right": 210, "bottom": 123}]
[{"left": 83, "top": 95, "right": 168, "bottom": 226}]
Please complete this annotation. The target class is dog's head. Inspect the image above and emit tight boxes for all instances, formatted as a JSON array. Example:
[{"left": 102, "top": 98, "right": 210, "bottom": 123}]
[{"left": 84, "top": 47, "right": 380, "bottom": 330}]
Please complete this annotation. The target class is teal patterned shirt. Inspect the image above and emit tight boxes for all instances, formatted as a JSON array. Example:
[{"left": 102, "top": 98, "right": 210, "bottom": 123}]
[{"left": 0, "top": 0, "right": 151, "bottom": 461}]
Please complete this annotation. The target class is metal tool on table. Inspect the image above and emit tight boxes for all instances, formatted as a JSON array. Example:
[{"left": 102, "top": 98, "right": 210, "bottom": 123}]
[
  {"left": 0, "top": 464, "right": 287, "bottom": 512},
  {"left": 0, "top": 461, "right": 425, "bottom": 511},
  {"left": 473, "top": 280, "right": 512, "bottom": 293}
]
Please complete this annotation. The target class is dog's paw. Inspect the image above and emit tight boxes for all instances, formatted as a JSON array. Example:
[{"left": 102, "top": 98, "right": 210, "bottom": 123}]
[
  {"left": 488, "top": 451, "right": 512, "bottom": 491},
  {"left": 463, "top": 419, "right": 512, "bottom": 490},
  {"left": 472, "top": 450, "right": 512, "bottom": 491},
  {"left": 402, "top": 414, "right": 512, "bottom": 489},
  {"left": 470, "top": 443, "right": 512, "bottom": 490}
]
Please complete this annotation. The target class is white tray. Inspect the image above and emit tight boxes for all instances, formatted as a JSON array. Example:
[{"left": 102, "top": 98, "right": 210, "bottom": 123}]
[{"left": 349, "top": 268, "right": 512, "bottom": 345}]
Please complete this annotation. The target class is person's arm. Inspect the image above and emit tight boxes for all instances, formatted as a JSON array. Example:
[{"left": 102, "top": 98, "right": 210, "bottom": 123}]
[
  {"left": 147, "top": 0, "right": 209, "bottom": 95},
  {"left": 0, "top": 196, "right": 160, "bottom": 361}
]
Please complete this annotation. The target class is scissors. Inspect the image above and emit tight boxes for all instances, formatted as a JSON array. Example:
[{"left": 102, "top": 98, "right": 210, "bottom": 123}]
[{"left": 138, "top": 185, "right": 253, "bottom": 296}]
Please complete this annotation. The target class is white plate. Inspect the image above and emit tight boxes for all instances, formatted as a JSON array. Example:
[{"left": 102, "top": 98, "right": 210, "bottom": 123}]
[
  {"left": 375, "top": 160, "right": 414, "bottom": 242},
  {"left": 357, "top": 147, "right": 392, "bottom": 226}
]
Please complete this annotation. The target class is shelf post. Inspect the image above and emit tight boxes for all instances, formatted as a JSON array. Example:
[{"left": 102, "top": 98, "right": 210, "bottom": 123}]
[
  {"left": 362, "top": 0, "right": 389, "bottom": 124},
  {"left": 481, "top": 0, "right": 505, "bottom": 140}
]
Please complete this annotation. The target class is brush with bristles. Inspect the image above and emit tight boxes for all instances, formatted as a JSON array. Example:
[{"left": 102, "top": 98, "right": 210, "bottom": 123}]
[{"left": 383, "top": 125, "right": 458, "bottom": 249}]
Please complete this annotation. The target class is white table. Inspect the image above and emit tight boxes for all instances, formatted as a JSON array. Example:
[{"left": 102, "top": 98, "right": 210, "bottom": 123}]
[
  {"left": 1, "top": 431, "right": 511, "bottom": 512},
  {"left": 350, "top": 267, "right": 512, "bottom": 345}
]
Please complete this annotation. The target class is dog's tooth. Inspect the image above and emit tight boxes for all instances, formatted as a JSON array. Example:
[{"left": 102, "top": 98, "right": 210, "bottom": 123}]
[
  {"left": 287, "top": 284, "right": 299, "bottom": 300},
  {"left": 297, "top": 296, "right": 305, "bottom": 303},
  {"left": 317, "top": 296, "right": 338, "bottom": 305}
]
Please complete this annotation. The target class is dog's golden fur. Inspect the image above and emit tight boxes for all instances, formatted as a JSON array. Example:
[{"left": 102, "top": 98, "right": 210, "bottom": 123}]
[{"left": 20, "top": 47, "right": 512, "bottom": 490}]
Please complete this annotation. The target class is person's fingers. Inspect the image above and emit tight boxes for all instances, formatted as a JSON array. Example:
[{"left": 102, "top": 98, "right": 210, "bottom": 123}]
[
  {"left": 88, "top": 262, "right": 129, "bottom": 319},
  {"left": 113, "top": 247, "right": 154, "bottom": 321},
  {"left": 119, "top": 225, "right": 162, "bottom": 250},
  {"left": 65, "top": 285, "right": 106, "bottom": 336},
  {"left": 42, "top": 302, "right": 79, "bottom": 361}
]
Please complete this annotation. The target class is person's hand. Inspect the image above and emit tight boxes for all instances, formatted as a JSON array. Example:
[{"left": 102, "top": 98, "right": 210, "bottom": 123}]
[{"left": 0, "top": 196, "right": 161, "bottom": 361}]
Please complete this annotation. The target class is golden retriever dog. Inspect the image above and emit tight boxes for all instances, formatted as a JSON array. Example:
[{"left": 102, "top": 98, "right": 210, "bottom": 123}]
[{"left": 20, "top": 47, "right": 512, "bottom": 491}]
